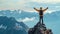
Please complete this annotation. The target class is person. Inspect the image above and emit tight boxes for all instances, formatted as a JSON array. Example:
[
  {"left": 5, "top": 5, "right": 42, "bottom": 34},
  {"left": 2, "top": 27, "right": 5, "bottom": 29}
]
[{"left": 34, "top": 7, "right": 48, "bottom": 24}]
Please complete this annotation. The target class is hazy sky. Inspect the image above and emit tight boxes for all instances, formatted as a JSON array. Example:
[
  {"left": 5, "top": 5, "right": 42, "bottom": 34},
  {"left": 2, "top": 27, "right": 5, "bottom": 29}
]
[{"left": 0, "top": 0, "right": 60, "bottom": 11}]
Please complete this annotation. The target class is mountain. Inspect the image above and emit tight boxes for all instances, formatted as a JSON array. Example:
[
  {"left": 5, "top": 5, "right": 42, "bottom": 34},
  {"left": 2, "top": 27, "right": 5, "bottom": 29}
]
[
  {"left": 44, "top": 11, "right": 60, "bottom": 22},
  {"left": 0, "top": 10, "right": 38, "bottom": 19},
  {"left": 0, "top": 16, "right": 28, "bottom": 34},
  {"left": 0, "top": 10, "right": 60, "bottom": 34},
  {"left": 0, "top": 10, "right": 60, "bottom": 20}
]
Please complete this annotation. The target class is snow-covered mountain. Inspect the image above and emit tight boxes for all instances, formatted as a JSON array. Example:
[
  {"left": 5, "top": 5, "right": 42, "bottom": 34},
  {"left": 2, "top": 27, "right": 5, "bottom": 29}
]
[
  {"left": 0, "top": 10, "right": 38, "bottom": 19},
  {"left": 0, "top": 10, "right": 60, "bottom": 20},
  {"left": 0, "top": 16, "right": 28, "bottom": 34}
]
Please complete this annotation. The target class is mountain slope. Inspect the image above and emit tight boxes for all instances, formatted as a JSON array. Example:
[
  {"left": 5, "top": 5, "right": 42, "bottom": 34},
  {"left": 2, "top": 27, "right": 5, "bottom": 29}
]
[{"left": 0, "top": 16, "right": 28, "bottom": 34}]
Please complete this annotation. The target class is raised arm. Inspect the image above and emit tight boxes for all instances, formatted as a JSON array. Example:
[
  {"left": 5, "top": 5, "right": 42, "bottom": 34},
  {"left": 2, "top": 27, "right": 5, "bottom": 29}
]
[
  {"left": 34, "top": 7, "right": 40, "bottom": 12},
  {"left": 43, "top": 7, "right": 48, "bottom": 12}
]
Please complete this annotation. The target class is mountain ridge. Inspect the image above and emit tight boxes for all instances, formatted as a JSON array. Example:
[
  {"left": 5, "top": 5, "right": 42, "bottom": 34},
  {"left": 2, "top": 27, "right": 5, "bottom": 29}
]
[{"left": 0, "top": 16, "right": 28, "bottom": 34}]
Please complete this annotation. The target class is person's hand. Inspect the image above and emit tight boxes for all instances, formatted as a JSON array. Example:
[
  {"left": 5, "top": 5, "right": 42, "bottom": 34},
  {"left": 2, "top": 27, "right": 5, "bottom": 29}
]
[
  {"left": 34, "top": 7, "right": 35, "bottom": 9},
  {"left": 47, "top": 7, "right": 48, "bottom": 9}
]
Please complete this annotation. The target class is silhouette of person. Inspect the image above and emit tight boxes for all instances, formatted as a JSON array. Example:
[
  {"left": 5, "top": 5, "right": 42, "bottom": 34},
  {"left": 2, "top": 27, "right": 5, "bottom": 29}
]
[{"left": 34, "top": 7, "right": 48, "bottom": 24}]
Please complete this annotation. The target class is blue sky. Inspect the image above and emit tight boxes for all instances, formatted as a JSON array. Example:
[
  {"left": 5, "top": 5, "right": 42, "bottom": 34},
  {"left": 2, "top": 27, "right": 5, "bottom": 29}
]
[{"left": 0, "top": 0, "right": 60, "bottom": 34}]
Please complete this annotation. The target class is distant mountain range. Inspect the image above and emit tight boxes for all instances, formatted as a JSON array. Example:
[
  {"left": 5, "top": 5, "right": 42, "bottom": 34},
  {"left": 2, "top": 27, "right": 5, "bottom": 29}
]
[
  {"left": 0, "top": 10, "right": 60, "bottom": 26},
  {"left": 0, "top": 10, "right": 60, "bottom": 23},
  {"left": 0, "top": 10, "right": 38, "bottom": 19},
  {"left": 0, "top": 10, "right": 60, "bottom": 22},
  {"left": 0, "top": 16, "right": 28, "bottom": 34}
]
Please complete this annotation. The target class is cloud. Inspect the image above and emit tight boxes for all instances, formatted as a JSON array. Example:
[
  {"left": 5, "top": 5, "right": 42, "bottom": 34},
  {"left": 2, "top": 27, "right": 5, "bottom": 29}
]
[
  {"left": 0, "top": 0, "right": 27, "bottom": 10},
  {"left": 44, "top": 10, "right": 56, "bottom": 14},
  {"left": 0, "top": 14, "right": 3, "bottom": 16},
  {"left": 17, "top": 17, "right": 35, "bottom": 22},
  {"left": 0, "top": 0, "right": 60, "bottom": 14},
  {"left": 55, "top": 6, "right": 60, "bottom": 9},
  {"left": 0, "top": 0, "right": 60, "bottom": 10},
  {"left": 32, "top": 0, "right": 60, "bottom": 3},
  {"left": 22, "top": 9, "right": 57, "bottom": 14}
]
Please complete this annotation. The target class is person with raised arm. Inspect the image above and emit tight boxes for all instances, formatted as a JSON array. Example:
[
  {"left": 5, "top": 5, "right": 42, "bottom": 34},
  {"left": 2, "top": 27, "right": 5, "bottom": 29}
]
[{"left": 34, "top": 7, "right": 48, "bottom": 24}]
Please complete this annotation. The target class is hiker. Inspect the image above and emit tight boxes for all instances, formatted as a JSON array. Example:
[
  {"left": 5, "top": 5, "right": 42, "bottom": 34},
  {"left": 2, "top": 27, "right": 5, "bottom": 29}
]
[{"left": 34, "top": 7, "right": 48, "bottom": 24}]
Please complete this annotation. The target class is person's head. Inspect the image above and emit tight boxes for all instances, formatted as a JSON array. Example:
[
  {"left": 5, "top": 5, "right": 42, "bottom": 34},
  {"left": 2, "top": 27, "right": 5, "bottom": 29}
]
[{"left": 40, "top": 7, "right": 42, "bottom": 10}]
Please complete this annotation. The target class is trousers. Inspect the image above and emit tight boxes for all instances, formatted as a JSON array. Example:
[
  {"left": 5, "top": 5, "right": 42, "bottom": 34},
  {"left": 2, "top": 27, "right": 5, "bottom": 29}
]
[{"left": 39, "top": 16, "right": 43, "bottom": 24}]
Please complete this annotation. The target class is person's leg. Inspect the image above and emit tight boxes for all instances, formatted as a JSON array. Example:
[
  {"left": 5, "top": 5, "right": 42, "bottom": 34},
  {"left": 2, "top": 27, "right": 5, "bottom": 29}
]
[
  {"left": 40, "top": 16, "right": 41, "bottom": 23},
  {"left": 40, "top": 16, "right": 42, "bottom": 23},
  {"left": 42, "top": 16, "right": 44, "bottom": 24},
  {"left": 40, "top": 16, "right": 42, "bottom": 24}
]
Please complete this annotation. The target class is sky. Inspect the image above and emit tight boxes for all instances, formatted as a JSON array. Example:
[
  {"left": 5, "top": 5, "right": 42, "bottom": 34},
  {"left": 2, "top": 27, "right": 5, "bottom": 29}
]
[
  {"left": 0, "top": 0, "right": 60, "bottom": 11},
  {"left": 0, "top": 0, "right": 60, "bottom": 34}
]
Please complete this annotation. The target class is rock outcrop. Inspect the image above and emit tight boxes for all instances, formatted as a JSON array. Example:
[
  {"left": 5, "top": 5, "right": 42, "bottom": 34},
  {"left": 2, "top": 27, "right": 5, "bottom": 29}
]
[{"left": 28, "top": 22, "right": 53, "bottom": 34}]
